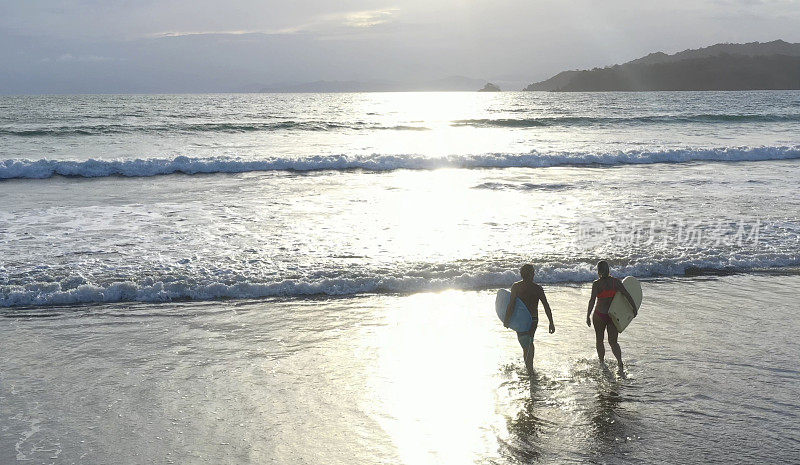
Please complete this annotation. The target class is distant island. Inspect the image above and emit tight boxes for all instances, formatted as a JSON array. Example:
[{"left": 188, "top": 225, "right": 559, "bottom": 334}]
[
  {"left": 478, "top": 83, "right": 502, "bottom": 92},
  {"left": 525, "top": 40, "right": 800, "bottom": 91}
]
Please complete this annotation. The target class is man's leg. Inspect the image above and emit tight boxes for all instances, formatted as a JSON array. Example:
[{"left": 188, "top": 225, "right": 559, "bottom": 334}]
[
  {"left": 518, "top": 332, "right": 534, "bottom": 373},
  {"left": 524, "top": 342, "right": 534, "bottom": 373}
]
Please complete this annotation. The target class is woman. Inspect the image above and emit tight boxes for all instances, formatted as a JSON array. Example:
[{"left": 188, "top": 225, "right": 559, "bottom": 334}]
[{"left": 586, "top": 261, "right": 638, "bottom": 372}]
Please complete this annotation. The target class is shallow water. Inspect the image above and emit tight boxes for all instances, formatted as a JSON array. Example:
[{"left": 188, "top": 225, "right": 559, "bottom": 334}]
[
  {"left": 2, "top": 160, "right": 799, "bottom": 306},
  {"left": 3, "top": 274, "right": 799, "bottom": 464}
]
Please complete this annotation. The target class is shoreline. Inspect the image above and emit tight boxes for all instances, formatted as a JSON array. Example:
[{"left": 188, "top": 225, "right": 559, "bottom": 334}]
[
  {"left": 3, "top": 273, "right": 799, "bottom": 463},
  {"left": 4, "top": 267, "right": 800, "bottom": 311}
]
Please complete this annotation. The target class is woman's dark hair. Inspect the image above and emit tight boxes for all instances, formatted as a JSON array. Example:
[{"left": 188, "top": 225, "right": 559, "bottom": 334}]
[
  {"left": 520, "top": 264, "right": 535, "bottom": 280},
  {"left": 597, "top": 260, "right": 610, "bottom": 278}
]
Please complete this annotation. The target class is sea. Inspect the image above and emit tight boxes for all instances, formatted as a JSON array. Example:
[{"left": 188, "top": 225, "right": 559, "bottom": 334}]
[{"left": 1, "top": 91, "right": 799, "bottom": 464}]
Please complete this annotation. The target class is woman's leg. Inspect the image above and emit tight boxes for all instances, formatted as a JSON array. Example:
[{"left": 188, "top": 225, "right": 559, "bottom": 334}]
[
  {"left": 592, "top": 312, "right": 606, "bottom": 362},
  {"left": 606, "top": 321, "right": 623, "bottom": 371}
]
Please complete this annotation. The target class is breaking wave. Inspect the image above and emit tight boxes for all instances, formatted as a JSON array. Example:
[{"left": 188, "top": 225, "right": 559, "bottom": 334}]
[
  {"left": 2, "top": 256, "right": 798, "bottom": 307},
  {"left": 2, "top": 146, "right": 800, "bottom": 180}
]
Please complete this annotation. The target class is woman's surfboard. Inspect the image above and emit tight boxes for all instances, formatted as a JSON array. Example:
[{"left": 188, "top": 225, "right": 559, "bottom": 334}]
[
  {"left": 495, "top": 289, "right": 533, "bottom": 332},
  {"left": 608, "top": 276, "right": 643, "bottom": 333}
]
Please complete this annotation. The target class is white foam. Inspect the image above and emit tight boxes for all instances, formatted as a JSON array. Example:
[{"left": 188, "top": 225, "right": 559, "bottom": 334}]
[
  {"left": 2, "top": 146, "right": 800, "bottom": 180},
  {"left": 2, "top": 256, "right": 798, "bottom": 307}
]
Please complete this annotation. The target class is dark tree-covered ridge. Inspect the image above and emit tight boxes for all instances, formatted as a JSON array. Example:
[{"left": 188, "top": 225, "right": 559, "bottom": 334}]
[{"left": 525, "top": 40, "right": 800, "bottom": 91}]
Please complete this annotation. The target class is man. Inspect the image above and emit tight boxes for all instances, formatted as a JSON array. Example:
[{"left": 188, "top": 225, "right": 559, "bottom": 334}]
[{"left": 504, "top": 264, "right": 555, "bottom": 373}]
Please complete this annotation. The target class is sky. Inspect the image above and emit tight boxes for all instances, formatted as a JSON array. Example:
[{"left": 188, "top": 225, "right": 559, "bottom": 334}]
[{"left": 1, "top": 0, "right": 800, "bottom": 93}]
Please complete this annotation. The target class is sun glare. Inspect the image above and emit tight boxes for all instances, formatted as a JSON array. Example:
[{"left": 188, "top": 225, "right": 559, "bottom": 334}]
[{"left": 365, "top": 291, "right": 505, "bottom": 464}]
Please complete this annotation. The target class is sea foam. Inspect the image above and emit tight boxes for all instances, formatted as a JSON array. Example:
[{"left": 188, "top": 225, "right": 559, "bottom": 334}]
[{"left": 2, "top": 256, "right": 798, "bottom": 307}]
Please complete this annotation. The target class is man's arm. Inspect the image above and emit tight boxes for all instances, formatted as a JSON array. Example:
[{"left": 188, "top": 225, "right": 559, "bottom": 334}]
[
  {"left": 586, "top": 281, "right": 597, "bottom": 326},
  {"left": 504, "top": 284, "right": 517, "bottom": 328},
  {"left": 540, "top": 288, "right": 555, "bottom": 334}
]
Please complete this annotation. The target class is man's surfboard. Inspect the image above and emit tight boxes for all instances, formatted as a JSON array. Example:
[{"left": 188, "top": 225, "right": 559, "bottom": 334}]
[
  {"left": 495, "top": 289, "right": 533, "bottom": 332},
  {"left": 608, "top": 276, "right": 643, "bottom": 333}
]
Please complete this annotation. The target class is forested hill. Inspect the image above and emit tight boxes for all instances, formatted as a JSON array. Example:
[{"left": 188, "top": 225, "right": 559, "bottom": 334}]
[{"left": 525, "top": 40, "right": 800, "bottom": 91}]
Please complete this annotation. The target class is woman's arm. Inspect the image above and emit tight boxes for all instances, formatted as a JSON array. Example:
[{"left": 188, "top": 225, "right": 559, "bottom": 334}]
[
  {"left": 617, "top": 278, "right": 638, "bottom": 316},
  {"left": 586, "top": 281, "right": 597, "bottom": 326}
]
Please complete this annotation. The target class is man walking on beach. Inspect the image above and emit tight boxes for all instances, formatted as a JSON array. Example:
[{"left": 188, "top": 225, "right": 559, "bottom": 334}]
[{"left": 504, "top": 264, "right": 555, "bottom": 373}]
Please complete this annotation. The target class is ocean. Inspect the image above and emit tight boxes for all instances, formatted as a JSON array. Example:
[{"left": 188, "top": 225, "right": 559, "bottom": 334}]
[{"left": 2, "top": 91, "right": 799, "bottom": 464}]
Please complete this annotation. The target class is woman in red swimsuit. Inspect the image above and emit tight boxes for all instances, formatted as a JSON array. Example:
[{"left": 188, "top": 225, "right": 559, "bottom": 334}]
[{"left": 586, "top": 261, "right": 638, "bottom": 373}]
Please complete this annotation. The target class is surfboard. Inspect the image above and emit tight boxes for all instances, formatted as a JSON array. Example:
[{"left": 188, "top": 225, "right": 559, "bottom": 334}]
[
  {"left": 495, "top": 289, "right": 533, "bottom": 332},
  {"left": 608, "top": 276, "right": 643, "bottom": 333}
]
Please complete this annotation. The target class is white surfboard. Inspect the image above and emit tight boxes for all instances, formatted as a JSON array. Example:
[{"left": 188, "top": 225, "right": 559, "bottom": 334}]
[{"left": 608, "top": 276, "right": 642, "bottom": 333}]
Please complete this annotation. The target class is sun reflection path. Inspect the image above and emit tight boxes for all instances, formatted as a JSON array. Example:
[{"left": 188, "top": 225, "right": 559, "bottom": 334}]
[
  {"left": 356, "top": 286, "right": 639, "bottom": 464},
  {"left": 362, "top": 291, "right": 506, "bottom": 464}
]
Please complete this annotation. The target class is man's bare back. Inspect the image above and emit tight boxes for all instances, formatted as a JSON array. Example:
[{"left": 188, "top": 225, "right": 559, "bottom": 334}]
[{"left": 510, "top": 280, "right": 545, "bottom": 319}]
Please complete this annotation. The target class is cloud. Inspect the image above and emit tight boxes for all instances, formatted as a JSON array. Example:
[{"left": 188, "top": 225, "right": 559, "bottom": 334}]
[
  {"left": 342, "top": 8, "right": 398, "bottom": 28},
  {"left": 144, "top": 7, "right": 399, "bottom": 39}
]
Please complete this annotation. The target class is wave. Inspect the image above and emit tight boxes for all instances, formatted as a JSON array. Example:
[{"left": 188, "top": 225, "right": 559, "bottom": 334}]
[
  {"left": 452, "top": 113, "right": 800, "bottom": 128},
  {"left": 472, "top": 181, "right": 576, "bottom": 191},
  {"left": 3, "top": 146, "right": 800, "bottom": 179},
  {"left": 4, "top": 113, "right": 797, "bottom": 136},
  {"left": 0, "top": 121, "right": 430, "bottom": 136},
  {"left": 454, "top": 118, "right": 548, "bottom": 128},
  {"left": 2, "top": 256, "right": 798, "bottom": 307}
]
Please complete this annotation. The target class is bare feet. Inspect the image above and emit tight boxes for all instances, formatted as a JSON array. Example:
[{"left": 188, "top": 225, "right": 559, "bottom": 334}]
[{"left": 598, "top": 359, "right": 610, "bottom": 374}]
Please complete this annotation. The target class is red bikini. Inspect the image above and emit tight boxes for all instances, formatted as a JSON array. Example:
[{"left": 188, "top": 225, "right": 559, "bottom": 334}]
[
  {"left": 595, "top": 278, "right": 616, "bottom": 321},
  {"left": 597, "top": 289, "right": 616, "bottom": 299}
]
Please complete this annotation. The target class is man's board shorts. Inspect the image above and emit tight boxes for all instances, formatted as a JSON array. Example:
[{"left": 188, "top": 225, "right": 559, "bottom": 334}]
[{"left": 516, "top": 319, "right": 538, "bottom": 349}]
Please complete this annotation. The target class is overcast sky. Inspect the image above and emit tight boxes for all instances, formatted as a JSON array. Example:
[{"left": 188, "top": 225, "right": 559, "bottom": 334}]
[{"left": 1, "top": 0, "right": 799, "bottom": 93}]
